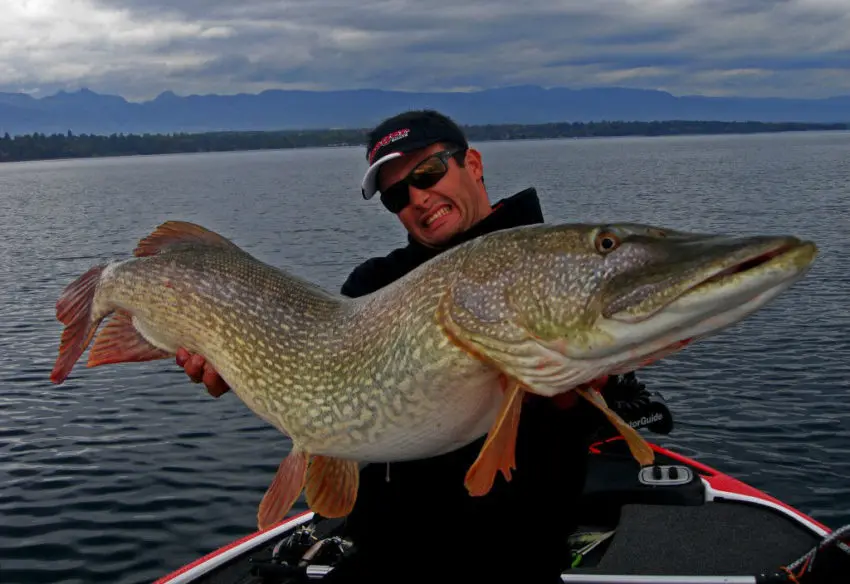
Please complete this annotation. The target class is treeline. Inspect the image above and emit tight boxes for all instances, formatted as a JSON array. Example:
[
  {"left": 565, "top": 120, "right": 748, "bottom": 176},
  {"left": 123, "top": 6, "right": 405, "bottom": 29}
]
[
  {"left": 0, "top": 120, "right": 846, "bottom": 163},
  {"left": 0, "top": 129, "right": 365, "bottom": 163},
  {"left": 464, "top": 120, "right": 849, "bottom": 140}
]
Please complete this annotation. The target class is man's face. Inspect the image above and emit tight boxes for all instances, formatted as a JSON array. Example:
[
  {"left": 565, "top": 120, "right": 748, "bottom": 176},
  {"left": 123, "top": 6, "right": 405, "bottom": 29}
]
[{"left": 377, "top": 143, "right": 490, "bottom": 247}]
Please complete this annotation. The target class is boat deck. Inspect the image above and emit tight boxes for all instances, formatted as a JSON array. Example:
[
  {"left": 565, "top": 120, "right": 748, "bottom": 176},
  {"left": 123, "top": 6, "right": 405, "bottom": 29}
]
[
  {"left": 570, "top": 501, "right": 819, "bottom": 576},
  {"left": 180, "top": 443, "right": 823, "bottom": 583}
]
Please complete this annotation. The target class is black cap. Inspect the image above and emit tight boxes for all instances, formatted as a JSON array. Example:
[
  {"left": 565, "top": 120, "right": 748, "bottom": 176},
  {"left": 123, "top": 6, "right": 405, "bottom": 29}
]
[{"left": 361, "top": 109, "right": 468, "bottom": 200}]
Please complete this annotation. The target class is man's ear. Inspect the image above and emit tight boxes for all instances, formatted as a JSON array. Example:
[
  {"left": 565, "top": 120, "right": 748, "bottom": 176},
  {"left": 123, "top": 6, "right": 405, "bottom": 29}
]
[{"left": 464, "top": 148, "right": 483, "bottom": 181}]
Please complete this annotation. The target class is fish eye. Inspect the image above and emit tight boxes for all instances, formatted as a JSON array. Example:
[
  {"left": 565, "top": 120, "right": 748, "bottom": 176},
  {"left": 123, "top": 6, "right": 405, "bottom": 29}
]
[{"left": 594, "top": 230, "right": 621, "bottom": 254}]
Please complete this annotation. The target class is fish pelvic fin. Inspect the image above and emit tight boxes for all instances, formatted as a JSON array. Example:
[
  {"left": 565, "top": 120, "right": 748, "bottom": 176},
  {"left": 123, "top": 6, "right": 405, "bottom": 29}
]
[
  {"left": 50, "top": 265, "right": 109, "bottom": 384},
  {"left": 87, "top": 310, "right": 171, "bottom": 368},
  {"left": 305, "top": 455, "right": 360, "bottom": 518},
  {"left": 257, "top": 449, "right": 309, "bottom": 531},
  {"left": 577, "top": 384, "right": 655, "bottom": 466},
  {"left": 464, "top": 375, "right": 525, "bottom": 497},
  {"left": 133, "top": 220, "right": 244, "bottom": 257}
]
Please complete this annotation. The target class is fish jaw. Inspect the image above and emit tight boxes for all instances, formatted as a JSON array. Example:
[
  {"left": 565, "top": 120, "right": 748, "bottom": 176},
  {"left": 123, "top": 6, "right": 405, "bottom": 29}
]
[{"left": 437, "top": 223, "right": 818, "bottom": 398}]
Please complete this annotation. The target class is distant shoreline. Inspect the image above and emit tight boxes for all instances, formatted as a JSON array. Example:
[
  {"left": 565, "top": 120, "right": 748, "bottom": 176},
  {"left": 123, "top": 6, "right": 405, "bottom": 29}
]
[{"left": 1, "top": 120, "right": 847, "bottom": 164}]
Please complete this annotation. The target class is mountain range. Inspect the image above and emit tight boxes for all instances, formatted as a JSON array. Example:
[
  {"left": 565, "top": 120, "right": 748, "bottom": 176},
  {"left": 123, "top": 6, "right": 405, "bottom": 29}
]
[{"left": 2, "top": 85, "right": 850, "bottom": 137}]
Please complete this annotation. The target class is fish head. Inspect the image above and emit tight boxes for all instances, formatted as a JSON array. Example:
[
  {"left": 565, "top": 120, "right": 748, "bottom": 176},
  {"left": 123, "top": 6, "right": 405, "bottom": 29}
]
[{"left": 437, "top": 222, "right": 818, "bottom": 397}]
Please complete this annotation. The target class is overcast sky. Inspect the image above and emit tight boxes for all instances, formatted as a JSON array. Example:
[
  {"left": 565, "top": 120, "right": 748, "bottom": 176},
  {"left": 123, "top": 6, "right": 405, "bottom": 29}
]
[{"left": 3, "top": 0, "right": 849, "bottom": 101}]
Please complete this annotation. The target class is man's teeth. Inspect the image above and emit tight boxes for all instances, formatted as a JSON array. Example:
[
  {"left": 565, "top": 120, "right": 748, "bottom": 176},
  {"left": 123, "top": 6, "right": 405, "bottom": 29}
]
[{"left": 424, "top": 206, "right": 451, "bottom": 227}]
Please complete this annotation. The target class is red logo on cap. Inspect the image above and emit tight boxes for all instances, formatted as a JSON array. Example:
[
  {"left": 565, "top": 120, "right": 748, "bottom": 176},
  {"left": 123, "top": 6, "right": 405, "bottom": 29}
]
[{"left": 368, "top": 128, "right": 410, "bottom": 164}]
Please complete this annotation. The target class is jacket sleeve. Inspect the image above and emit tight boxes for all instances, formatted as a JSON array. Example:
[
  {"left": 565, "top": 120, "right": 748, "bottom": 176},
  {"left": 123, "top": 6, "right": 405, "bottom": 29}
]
[{"left": 340, "top": 257, "right": 398, "bottom": 298}]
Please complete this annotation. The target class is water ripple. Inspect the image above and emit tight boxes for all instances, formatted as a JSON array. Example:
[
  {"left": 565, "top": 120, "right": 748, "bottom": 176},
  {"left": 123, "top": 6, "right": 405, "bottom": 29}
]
[{"left": 1, "top": 135, "right": 849, "bottom": 583}]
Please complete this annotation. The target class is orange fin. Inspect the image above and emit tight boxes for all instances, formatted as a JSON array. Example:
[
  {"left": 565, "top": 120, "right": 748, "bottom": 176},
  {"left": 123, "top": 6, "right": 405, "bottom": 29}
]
[
  {"left": 465, "top": 377, "right": 525, "bottom": 497},
  {"left": 305, "top": 455, "right": 360, "bottom": 518},
  {"left": 257, "top": 449, "right": 308, "bottom": 531},
  {"left": 50, "top": 265, "right": 108, "bottom": 384},
  {"left": 134, "top": 221, "right": 242, "bottom": 257},
  {"left": 87, "top": 310, "right": 171, "bottom": 368},
  {"left": 577, "top": 386, "right": 655, "bottom": 466}
]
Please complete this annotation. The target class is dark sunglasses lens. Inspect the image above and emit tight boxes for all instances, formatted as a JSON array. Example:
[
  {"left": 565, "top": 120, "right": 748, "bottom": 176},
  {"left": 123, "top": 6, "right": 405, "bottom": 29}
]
[
  {"left": 380, "top": 183, "right": 409, "bottom": 213},
  {"left": 408, "top": 168, "right": 445, "bottom": 190},
  {"left": 378, "top": 151, "right": 454, "bottom": 213},
  {"left": 408, "top": 156, "right": 449, "bottom": 189}
]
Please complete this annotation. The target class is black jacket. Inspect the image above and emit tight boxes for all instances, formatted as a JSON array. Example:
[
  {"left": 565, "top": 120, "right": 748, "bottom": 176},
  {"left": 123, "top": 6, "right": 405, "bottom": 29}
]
[
  {"left": 341, "top": 187, "right": 545, "bottom": 297},
  {"left": 328, "top": 188, "right": 606, "bottom": 583}
]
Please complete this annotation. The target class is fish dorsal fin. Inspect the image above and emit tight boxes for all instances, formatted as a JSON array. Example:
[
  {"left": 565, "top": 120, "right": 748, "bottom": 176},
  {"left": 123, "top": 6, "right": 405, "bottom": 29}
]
[{"left": 134, "top": 221, "right": 244, "bottom": 257}]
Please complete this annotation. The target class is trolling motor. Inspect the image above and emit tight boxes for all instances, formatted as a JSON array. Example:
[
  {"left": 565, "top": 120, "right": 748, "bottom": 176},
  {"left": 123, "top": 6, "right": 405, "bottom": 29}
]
[{"left": 596, "top": 371, "right": 674, "bottom": 438}]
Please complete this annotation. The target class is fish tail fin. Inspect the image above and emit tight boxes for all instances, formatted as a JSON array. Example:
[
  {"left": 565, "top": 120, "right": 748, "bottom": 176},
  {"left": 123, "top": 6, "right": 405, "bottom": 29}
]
[{"left": 50, "top": 265, "right": 109, "bottom": 384}]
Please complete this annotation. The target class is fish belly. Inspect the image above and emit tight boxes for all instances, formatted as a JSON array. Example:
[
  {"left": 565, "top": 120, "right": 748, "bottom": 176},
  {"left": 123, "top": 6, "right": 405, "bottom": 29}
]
[{"left": 307, "top": 370, "right": 505, "bottom": 463}]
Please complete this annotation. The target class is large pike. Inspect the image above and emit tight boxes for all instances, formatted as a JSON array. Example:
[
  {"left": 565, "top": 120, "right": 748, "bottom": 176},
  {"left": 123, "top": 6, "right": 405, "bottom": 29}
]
[{"left": 50, "top": 221, "right": 816, "bottom": 529}]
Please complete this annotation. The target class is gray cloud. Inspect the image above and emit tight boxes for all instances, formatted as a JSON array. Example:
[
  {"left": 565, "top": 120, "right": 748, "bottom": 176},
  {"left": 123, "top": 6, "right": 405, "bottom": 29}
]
[{"left": 1, "top": 0, "right": 848, "bottom": 100}]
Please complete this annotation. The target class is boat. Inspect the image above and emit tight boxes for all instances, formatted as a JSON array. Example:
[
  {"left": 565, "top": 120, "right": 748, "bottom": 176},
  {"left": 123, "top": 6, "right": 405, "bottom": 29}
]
[{"left": 153, "top": 390, "right": 849, "bottom": 584}]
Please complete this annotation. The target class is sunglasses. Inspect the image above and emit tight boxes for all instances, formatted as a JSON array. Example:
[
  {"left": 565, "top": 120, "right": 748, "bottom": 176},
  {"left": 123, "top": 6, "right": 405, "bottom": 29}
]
[{"left": 379, "top": 148, "right": 466, "bottom": 213}]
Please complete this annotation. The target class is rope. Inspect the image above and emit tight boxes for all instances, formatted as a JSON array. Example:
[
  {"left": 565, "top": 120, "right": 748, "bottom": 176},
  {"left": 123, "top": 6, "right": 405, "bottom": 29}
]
[{"left": 779, "top": 523, "right": 850, "bottom": 581}]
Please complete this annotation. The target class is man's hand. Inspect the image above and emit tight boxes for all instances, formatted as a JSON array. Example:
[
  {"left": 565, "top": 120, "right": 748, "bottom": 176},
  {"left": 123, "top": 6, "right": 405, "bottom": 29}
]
[{"left": 176, "top": 348, "right": 231, "bottom": 398}]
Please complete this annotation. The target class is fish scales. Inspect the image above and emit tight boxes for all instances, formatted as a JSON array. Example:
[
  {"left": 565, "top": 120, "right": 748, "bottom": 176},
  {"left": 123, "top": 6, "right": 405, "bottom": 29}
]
[{"left": 92, "top": 240, "right": 502, "bottom": 461}]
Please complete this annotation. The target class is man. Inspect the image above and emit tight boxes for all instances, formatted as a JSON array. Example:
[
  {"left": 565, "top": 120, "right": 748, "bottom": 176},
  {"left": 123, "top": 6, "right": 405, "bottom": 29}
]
[{"left": 177, "top": 109, "right": 644, "bottom": 582}]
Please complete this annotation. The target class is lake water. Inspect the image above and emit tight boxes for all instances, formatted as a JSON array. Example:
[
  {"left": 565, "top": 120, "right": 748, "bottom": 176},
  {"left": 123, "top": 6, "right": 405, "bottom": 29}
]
[{"left": 1, "top": 131, "right": 849, "bottom": 584}]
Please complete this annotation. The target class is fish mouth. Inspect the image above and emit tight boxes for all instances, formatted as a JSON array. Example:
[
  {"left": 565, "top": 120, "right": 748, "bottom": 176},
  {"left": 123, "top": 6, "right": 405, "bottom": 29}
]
[
  {"left": 606, "top": 237, "right": 816, "bottom": 324},
  {"left": 674, "top": 237, "right": 817, "bottom": 309},
  {"left": 690, "top": 240, "right": 800, "bottom": 291},
  {"left": 587, "top": 237, "right": 817, "bottom": 370}
]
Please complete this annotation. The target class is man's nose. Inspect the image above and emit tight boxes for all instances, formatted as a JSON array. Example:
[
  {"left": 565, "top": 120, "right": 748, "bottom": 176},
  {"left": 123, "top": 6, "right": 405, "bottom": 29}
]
[{"left": 408, "top": 186, "right": 431, "bottom": 208}]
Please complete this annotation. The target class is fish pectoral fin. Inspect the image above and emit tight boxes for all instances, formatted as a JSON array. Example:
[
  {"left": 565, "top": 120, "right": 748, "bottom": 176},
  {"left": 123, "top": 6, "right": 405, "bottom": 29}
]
[
  {"left": 464, "top": 376, "right": 526, "bottom": 497},
  {"left": 87, "top": 310, "right": 171, "bottom": 368},
  {"left": 304, "top": 455, "right": 360, "bottom": 518},
  {"left": 257, "top": 449, "right": 309, "bottom": 531},
  {"left": 576, "top": 386, "right": 655, "bottom": 466},
  {"left": 133, "top": 220, "right": 245, "bottom": 257}
]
